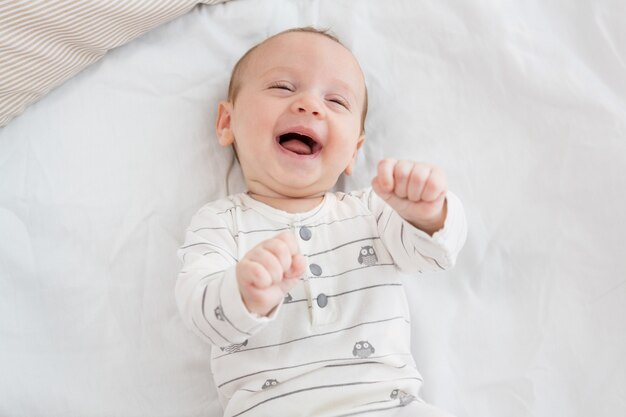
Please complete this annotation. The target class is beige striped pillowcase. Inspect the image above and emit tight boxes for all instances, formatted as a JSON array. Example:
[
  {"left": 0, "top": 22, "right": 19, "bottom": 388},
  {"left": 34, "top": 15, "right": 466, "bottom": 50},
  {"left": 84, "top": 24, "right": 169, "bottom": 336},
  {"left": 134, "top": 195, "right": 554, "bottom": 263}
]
[{"left": 0, "top": 0, "right": 230, "bottom": 127}]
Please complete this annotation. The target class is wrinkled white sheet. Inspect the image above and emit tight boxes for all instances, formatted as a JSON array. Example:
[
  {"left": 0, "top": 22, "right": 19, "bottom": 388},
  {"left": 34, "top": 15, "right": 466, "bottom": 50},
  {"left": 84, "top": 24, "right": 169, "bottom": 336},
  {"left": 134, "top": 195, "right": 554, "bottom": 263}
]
[{"left": 1, "top": 1, "right": 624, "bottom": 416}]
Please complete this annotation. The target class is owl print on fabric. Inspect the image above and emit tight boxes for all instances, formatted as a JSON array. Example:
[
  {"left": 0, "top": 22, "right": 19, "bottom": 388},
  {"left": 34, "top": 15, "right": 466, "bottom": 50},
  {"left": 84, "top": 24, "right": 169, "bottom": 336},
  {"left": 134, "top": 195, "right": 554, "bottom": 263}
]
[
  {"left": 352, "top": 340, "right": 375, "bottom": 358},
  {"left": 262, "top": 379, "right": 279, "bottom": 390},
  {"left": 390, "top": 389, "right": 417, "bottom": 406},
  {"left": 358, "top": 246, "right": 378, "bottom": 266}
]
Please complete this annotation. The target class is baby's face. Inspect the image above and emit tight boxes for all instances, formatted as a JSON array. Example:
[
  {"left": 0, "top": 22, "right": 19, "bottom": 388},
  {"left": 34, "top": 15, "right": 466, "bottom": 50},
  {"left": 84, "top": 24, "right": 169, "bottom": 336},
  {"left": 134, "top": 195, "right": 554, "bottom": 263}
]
[{"left": 217, "top": 32, "right": 366, "bottom": 199}]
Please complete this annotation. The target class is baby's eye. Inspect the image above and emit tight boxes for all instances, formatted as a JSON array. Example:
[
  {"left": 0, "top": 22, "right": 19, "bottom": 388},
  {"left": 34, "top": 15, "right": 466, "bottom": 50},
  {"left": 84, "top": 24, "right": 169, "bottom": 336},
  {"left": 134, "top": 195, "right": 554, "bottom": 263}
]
[
  {"left": 328, "top": 97, "right": 349, "bottom": 109},
  {"left": 269, "top": 82, "right": 294, "bottom": 91}
]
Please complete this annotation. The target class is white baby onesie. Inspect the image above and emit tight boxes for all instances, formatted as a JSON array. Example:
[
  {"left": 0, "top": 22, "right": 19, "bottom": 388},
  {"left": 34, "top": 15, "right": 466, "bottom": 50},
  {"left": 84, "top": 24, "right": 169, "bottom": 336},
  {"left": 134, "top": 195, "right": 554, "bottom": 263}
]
[{"left": 176, "top": 188, "right": 467, "bottom": 417}]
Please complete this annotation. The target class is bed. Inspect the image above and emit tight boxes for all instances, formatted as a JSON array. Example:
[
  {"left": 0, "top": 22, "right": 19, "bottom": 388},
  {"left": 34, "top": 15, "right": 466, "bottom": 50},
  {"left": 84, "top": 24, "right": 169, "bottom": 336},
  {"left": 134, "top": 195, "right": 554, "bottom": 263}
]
[{"left": 1, "top": 0, "right": 624, "bottom": 416}]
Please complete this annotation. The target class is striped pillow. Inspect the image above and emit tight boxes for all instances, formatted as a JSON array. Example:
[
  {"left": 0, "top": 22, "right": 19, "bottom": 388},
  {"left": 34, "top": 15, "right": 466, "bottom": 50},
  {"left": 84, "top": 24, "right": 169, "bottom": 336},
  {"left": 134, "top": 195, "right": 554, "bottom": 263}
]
[{"left": 0, "top": 0, "right": 231, "bottom": 127}]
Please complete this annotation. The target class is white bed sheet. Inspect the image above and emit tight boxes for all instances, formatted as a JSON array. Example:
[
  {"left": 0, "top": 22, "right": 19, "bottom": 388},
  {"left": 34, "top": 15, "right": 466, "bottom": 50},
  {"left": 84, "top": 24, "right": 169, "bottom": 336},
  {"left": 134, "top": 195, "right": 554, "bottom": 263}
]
[{"left": 1, "top": 0, "right": 625, "bottom": 416}]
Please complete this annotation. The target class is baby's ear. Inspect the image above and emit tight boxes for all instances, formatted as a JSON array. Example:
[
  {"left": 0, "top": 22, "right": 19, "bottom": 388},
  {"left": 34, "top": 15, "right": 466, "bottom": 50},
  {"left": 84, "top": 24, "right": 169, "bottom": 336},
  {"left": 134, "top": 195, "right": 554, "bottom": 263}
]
[
  {"left": 216, "top": 101, "right": 234, "bottom": 146},
  {"left": 344, "top": 134, "right": 365, "bottom": 176}
]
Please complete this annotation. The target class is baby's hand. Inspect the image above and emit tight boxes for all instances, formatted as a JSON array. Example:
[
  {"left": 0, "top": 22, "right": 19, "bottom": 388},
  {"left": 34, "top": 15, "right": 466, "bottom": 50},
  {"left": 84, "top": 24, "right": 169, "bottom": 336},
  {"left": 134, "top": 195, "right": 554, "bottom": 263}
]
[
  {"left": 236, "top": 231, "right": 305, "bottom": 317},
  {"left": 372, "top": 159, "right": 448, "bottom": 235}
]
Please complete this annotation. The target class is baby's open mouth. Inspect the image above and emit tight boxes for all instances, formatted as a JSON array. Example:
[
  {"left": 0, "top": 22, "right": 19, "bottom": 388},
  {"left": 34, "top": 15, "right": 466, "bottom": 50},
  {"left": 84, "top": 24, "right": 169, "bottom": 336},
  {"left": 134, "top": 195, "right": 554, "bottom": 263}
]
[{"left": 277, "top": 132, "right": 321, "bottom": 156}]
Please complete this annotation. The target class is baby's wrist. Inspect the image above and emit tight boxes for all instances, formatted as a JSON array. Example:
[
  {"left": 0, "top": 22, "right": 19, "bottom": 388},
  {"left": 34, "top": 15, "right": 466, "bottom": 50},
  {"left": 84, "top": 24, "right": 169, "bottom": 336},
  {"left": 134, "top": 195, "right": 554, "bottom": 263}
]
[
  {"left": 239, "top": 285, "right": 278, "bottom": 317},
  {"left": 405, "top": 200, "right": 447, "bottom": 236}
]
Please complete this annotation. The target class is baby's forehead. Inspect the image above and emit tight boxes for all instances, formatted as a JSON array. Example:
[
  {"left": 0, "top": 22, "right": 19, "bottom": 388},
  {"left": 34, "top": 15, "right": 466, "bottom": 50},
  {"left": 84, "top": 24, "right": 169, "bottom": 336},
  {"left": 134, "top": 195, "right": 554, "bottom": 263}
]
[
  {"left": 253, "top": 32, "right": 361, "bottom": 69},
  {"left": 243, "top": 32, "right": 366, "bottom": 93}
]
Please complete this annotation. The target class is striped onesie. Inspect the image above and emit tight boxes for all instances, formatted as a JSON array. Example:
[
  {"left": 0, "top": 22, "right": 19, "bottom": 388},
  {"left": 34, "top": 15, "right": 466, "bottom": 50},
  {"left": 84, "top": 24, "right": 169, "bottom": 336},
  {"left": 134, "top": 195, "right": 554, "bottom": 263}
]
[{"left": 176, "top": 188, "right": 467, "bottom": 417}]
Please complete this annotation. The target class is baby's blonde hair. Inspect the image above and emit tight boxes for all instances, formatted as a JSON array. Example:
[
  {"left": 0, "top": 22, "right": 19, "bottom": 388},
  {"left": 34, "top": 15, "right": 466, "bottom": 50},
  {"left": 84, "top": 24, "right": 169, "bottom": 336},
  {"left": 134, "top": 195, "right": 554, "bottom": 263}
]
[{"left": 227, "top": 27, "right": 368, "bottom": 133}]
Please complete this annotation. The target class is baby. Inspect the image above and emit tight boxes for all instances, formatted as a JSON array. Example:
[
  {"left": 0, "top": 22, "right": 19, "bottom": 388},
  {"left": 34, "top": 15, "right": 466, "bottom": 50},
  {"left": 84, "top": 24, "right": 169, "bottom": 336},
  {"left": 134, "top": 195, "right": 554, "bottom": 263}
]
[{"left": 176, "top": 27, "right": 467, "bottom": 417}]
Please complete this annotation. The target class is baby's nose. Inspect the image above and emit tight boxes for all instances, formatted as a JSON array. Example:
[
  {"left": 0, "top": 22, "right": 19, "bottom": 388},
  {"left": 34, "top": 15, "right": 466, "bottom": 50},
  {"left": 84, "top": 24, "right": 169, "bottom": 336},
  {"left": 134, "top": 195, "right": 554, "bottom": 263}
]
[
  {"left": 298, "top": 106, "right": 320, "bottom": 116},
  {"left": 292, "top": 95, "right": 324, "bottom": 117}
]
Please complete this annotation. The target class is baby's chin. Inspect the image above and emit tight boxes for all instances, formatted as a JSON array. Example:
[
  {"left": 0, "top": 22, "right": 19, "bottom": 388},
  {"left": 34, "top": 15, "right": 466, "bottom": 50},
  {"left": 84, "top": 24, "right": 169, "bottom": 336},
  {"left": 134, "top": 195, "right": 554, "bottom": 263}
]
[
  {"left": 280, "top": 176, "right": 341, "bottom": 198},
  {"left": 245, "top": 181, "right": 330, "bottom": 213},
  {"left": 268, "top": 185, "right": 327, "bottom": 200},
  {"left": 248, "top": 177, "right": 336, "bottom": 200}
]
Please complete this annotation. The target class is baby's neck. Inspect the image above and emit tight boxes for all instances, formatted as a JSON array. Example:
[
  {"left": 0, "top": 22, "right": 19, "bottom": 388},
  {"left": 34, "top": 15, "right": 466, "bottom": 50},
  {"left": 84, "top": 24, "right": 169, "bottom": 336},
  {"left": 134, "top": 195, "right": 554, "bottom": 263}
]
[{"left": 246, "top": 191, "right": 325, "bottom": 213}]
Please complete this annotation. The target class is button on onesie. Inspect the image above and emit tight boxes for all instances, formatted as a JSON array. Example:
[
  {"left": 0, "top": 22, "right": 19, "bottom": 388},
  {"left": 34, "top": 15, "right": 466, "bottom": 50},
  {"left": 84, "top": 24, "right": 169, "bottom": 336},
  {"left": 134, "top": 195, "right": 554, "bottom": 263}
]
[{"left": 295, "top": 223, "right": 338, "bottom": 327}]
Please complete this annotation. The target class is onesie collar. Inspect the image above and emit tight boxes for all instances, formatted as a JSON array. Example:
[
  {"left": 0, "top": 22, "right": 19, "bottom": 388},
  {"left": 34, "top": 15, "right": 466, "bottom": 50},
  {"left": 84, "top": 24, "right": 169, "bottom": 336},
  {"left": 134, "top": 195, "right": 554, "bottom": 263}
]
[{"left": 239, "top": 192, "right": 334, "bottom": 225}]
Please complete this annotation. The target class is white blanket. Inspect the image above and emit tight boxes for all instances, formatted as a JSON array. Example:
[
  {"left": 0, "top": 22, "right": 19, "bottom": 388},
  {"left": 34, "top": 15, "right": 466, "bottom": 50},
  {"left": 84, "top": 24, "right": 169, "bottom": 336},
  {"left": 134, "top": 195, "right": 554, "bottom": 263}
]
[{"left": 1, "top": 1, "right": 624, "bottom": 416}]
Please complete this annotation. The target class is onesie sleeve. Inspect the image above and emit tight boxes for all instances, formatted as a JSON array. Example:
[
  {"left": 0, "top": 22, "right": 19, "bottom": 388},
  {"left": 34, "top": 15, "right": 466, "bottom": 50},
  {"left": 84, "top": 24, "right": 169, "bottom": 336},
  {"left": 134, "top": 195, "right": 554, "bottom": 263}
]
[
  {"left": 175, "top": 204, "right": 276, "bottom": 348},
  {"left": 354, "top": 188, "right": 467, "bottom": 274}
]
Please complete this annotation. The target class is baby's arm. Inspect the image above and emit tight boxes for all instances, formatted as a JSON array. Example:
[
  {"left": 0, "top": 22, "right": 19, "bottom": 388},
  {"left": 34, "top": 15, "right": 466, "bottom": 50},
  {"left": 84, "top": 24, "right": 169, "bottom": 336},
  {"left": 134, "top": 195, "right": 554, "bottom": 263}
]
[
  {"left": 365, "top": 158, "right": 467, "bottom": 273},
  {"left": 176, "top": 208, "right": 297, "bottom": 348},
  {"left": 177, "top": 207, "right": 304, "bottom": 347},
  {"left": 176, "top": 208, "right": 248, "bottom": 347},
  {"left": 372, "top": 159, "right": 447, "bottom": 236}
]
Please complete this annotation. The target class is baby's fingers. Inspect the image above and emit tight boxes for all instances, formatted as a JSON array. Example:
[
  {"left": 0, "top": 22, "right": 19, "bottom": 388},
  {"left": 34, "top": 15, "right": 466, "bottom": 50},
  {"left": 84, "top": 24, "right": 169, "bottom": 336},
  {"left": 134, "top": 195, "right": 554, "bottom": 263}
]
[
  {"left": 238, "top": 260, "right": 273, "bottom": 289},
  {"left": 284, "top": 254, "right": 305, "bottom": 280},
  {"left": 392, "top": 160, "right": 415, "bottom": 199},
  {"left": 406, "top": 164, "right": 431, "bottom": 202},
  {"left": 259, "top": 237, "right": 293, "bottom": 273},
  {"left": 374, "top": 158, "right": 397, "bottom": 194},
  {"left": 274, "top": 231, "right": 300, "bottom": 256},
  {"left": 420, "top": 167, "right": 447, "bottom": 202}
]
